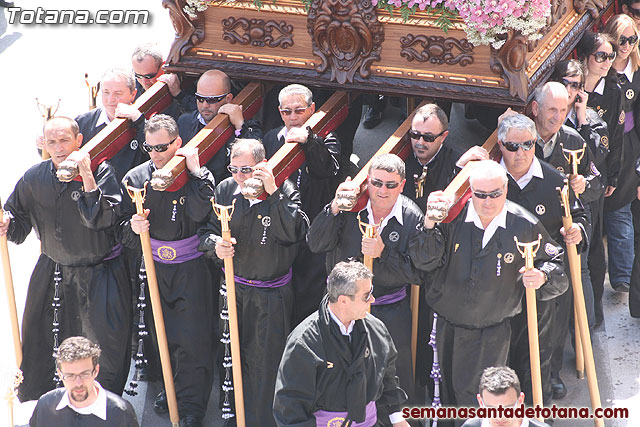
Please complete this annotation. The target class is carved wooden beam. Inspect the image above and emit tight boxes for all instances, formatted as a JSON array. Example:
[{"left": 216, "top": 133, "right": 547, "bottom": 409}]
[
  {"left": 163, "top": 0, "right": 205, "bottom": 65},
  {"left": 150, "top": 82, "right": 264, "bottom": 192},
  {"left": 57, "top": 81, "right": 173, "bottom": 182}
]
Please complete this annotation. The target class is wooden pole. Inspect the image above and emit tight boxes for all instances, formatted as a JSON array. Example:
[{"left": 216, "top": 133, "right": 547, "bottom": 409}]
[
  {"left": 212, "top": 199, "right": 246, "bottom": 427},
  {"left": 410, "top": 284, "right": 419, "bottom": 377},
  {"left": 0, "top": 200, "right": 22, "bottom": 367},
  {"left": 575, "top": 306, "right": 584, "bottom": 378},
  {"left": 514, "top": 235, "right": 544, "bottom": 421},
  {"left": 125, "top": 183, "right": 180, "bottom": 427},
  {"left": 558, "top": 183, "right": 603, "bottom": 427},
  {"left": 358, "top": 220, "right": 378, "bottom": 313}
]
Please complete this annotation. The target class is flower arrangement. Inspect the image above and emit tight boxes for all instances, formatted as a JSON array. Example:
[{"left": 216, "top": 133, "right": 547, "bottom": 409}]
[{"left": 184, "top": 0, "right": 551, "bottom": 49}]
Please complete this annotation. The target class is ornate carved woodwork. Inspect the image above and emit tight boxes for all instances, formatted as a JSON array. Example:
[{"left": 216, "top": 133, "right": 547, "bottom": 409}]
[
  {"left": 222, "top": 17, "right": 294, "bottom": 48},
  {"left": 400, "top": 34, "right": 474, "bottom": 66},
  {"left": 490, "top": 30, "right": 529, "bottom": 100},
  {"left": 307, "top": 0, "right": 384, "bottom": 84},
  {"left": 163, "top": 0, "right": 205, "bottom": 65}
]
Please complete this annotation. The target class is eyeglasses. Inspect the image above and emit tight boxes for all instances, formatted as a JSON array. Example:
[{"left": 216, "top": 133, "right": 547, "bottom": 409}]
[
  {"left": 409, "top": 129, "right": 446, "bottom": 143},
  {"left": 472, "top": 188, "right": 504, "bottom": 199},
  {"left": 591, "top": 51, "right": 616, "bottom": 63},
  {"left": 134, "top": 71, "right": 159, "bottom": 80},
  {"left": 370, "top": 178, "right": 400, "bottom": 189},
  {"left": 362, "top": 284, "right": 375, "bottom": 302},
  {"left": 502, "top": 139, "right": 535, "bottom": 152},
  {"left": 227, "top": 165, "right": 254, "bottom": 174},
  {"left": 142, "top": 137, "right": 177, "bottom": 153},
  {"left": 620, "top": 35, "right": 639, "bottom": 46},
  {"left": 59, "top": 369, "right": 94, "bottom": 382},
  {"left": 628, "top": 6, "right": 640, "bottom": 18},
  {"left": 195, "top": 92, "right": 229, "bottom": 104},
  {"left": 479, "top": 396, "right": 520, "bottom": 410},
  {"left": 279, "top": 106, "right": 309, "bottom": 116},
  {"left": 561, "top": 78, "right": 583, "bottom": 90}
]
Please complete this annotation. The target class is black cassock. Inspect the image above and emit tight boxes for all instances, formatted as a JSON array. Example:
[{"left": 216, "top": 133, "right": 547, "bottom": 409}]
[
  {"left": 409, "top": 200, "right": 568, "bottom": 408},
  {"left": 199, "top": 178, "right": 308, "bottom": 427},
  {"left": 4, "top": 161, "right": 132, "bottom": 401},
  {"left": 307, "top": 195, "right": 424, "bottom": 398},
  {"left": 120, "top": 161, "right": 216, "bottom": 420},
  {"left": 274, "top": 296, "right": 407, "bottom": 427}
]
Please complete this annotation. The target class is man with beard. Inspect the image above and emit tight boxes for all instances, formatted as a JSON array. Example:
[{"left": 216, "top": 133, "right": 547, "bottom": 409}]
[{"left": 29, "top": 337, "right": 138, "bottom": 427}]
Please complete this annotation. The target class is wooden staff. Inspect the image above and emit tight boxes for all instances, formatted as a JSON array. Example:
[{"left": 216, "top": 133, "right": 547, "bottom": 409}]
[
  {"left": 125, "top": 183, "right": 180, "bottom": 427},
  {"left": 36, "top": 98, "right": 60, "bottom": 161},
  {"left": 0, "top": 200, "right": 22, "bottom": 367},
  {"left": 558, "top": 183, "right": 603, "bottom": 427},
  {"left": 358, "top": 219, "right": 379, "bottom": 314},
  {"left": 561, "top": 142, "right": 586, "bottom": 379},
  {"left": 211, "top": 199, "right": 246, "bottom": 427},
  {"left": 514, "top": 234, "right": 544, "bottom": 421}
]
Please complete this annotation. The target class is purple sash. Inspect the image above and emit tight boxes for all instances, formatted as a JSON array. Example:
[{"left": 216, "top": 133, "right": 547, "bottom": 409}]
[
  {"left": 314, "top": 401, "right": 377, "bottom": 427},
  {"left": 103, "top": 244, "right": 122, "bottom": 261},
  {"left": 149, "top": 235, "right": 202, "bottom": 264},
  {"left": 624, "top": 111, "right": 634, "bottom": 134},
  {"left": 372, "top": 286, "right": 407, "bottom": 306},
  {"left": 224, "top": 268, "right": 292, "bottom": 288}
]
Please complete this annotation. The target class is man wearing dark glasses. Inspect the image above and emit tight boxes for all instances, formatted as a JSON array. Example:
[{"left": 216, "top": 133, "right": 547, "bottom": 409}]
[
  {"left": 120, "top": 114, "right": 216, "bottom": 427},
  {"left": 622, "top": 0, "right": 640, "bottom": 29},
  {"left": 409, "top": 160, "right": 567, "bottom": 413},
  {"left": 177, "top": 69, "right": 262, "bottom": 184},
  {"left": 308, "top": 153, "right": 424, "bottom": 401}
]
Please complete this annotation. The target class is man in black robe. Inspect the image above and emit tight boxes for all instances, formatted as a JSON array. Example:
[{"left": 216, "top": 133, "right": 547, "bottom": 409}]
[
  {"left": 1, "top": 117, "right": 132, "bottom": 402},
  {"left": 198, "top": 138, "right": 309, "bottom": 427},
  {"left": 308, "top": 153, "right": 423, "bottom": 400},
  {"left": 274, "top": 261, "right": 409, "bottom": 427},
  {"left": 408, "top": 160, "right": 568, "bottom": 415},
  {"left": 30, "top": 337, "right": 138, "bottom": 427},
  {"left": 120, "top": 114, "right": 215, "bottom": 427}
]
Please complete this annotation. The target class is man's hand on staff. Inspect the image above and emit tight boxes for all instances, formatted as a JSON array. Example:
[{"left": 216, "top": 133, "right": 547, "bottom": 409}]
[
  {"left": 215, "top": 237, "right": 237, "bottom": 259},
  {"left": 115, "top": 103, "right": 142, "bottom": 121},
  {"left": 560, "top": 223, "right": 582, "bottom": 246},
  {"left": 0, "top": 212, "right": 10, "bottom": 237},
  {"left": 253, "top": 161, "right": 277, "bottom": 195},
  {"left": 284, "top": 126, "right": 310, "bottom": 144},
  {"left": 362, "top": 233, "right": 384, "bottom": 259},
  {"left": 424, "top": 190, "right": 452, "bottom": 229},
  {"left": 330, "top": 177, "right": 359, "bottom": 215},
  {"left": 218, "top": 103, "right": 244, "bottom": 131},
  {"left": 130, "top": 209, "right": 151, "bottom": 235},
  {"left": 176, "top": 146, "right": 200, "bottom": 173},
  {"left": 519, "top": 267, "right": 546, "bottom": 290},
  {"left": 66, "top": 150, "right": 97, "bottom": 192},
  {"left": 569, "top": 174, "right": 586, "bottom": 195},
  {"left": 157, "top": 73, "right": 182, "bottom": 97}
]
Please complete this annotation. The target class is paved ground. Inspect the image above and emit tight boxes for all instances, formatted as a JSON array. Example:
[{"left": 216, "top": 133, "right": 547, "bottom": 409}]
[{"left": 0, "top": 1, "right": 638, "bottom": 426}]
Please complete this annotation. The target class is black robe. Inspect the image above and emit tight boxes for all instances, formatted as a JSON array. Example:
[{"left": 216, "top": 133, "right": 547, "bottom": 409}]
[
  {"left": 120, "top": 161, "right": 216, "bottom": 419},
  {"left": 4, "top": 161, "right": 132, "bottom": 401}
]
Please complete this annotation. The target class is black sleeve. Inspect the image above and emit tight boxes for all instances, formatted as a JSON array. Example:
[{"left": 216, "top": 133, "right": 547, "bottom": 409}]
[
  {"left": 4, "top": 176, "right": 33, "bottom": 245},
  {"left": 77, "top": 162, "right": 122, "bottom": 231},
  {"left": 301, "top": 130, "right": 341, "bottom": 180},
  {"left": 184, "top": 166, "right": 216, "bottom": 223},
  {"left": 238, "top": 118, "right": 263, "bottom": 140},
  {"left": 267, "top": 182, "right": 309, "bottom": 245},
  {"left": 375, "top": 326, "right": 408, "bottom": 418},
  {"left": 407, "top": 224, "right": 449, "bottom": 272},
  {"left": 306, "top": 204, "right": 346, "bottom": 254},
  {"left": 606, "top": 92, "right": 624, "bottom": 188}
]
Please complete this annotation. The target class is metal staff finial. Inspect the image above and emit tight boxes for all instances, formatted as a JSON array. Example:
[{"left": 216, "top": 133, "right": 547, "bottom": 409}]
[
  {"left": 514, "top": 234, "right": 542, "bottom": 270},
  {"left": 212, "top": 198, "right": 237, "bottom": 233},
  {"left": 560, "top": 142, "right": 586, "bottom": 177},
  {"left": 85, "top": 73, "right": 100, "bottom": 110},
  {"left": 2, "top": 367, "right": 23, "bottom": 427},
  {"left": 125, "top": 181, "right": 148, "bottom": 213},
  {"left": 358, "top": 217, "right": 381, "bottom": 240},
  {"left": 557, "top": 180, "right": 571, "bottom": 218},
  {"left": 36, "top": 98, "right": 61, "bottom": 122},
  {"left": 415, "top": 165, "right": 428, "bottom": 199}
]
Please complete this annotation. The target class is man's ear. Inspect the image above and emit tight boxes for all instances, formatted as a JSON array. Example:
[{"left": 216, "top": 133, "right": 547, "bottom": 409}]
[
  {"left": 309, "top": 102, "right": 316, "bottom": 115},
  {"left": 476, "top": 393, "right": 484, "bottom": 407},
  {"left": 76, "top": 133, "right": 84, "bottom": 149},
  {"left": 531, "top": 100, "right": 539, "bottom": 118},
  {"left": 94, "top": 364, "right": 100, "bottom": 377},
  {"left": 175, "top": 136, "right": 183, "bottom": 149}
]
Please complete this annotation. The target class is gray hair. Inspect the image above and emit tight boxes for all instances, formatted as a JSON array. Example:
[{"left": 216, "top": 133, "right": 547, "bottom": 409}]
[
  {"left": 145, "top": 114, "right": 179, "bottom": 139},
  {"left": 412, "top": 103, "right": 448, "bottom": 131},
  {"left": 478, "top": 366, "right": 521, "bottom": 396},
  {"left": 497, "top": 114, "right": 537, "bottom": 142},
  {"left": 469, "top": 160, "right": 508, "bottom": 188},
  {"left": 534, "top": 81, "right": 569, "bottom": 106},
  {"left": 44, "top": 116, "right": 80, "bottom": 138},
  {"left": 55, "top": 336, "right": 101, "bottom": 370},
  {"left": 278, "top": 84, "right": 313, "bottom": 107},
  {"left": 230, "top": 138, "right": 266, "bottom": 163},
  {"left": 368, "top": 153, "right": 406, "bottom": 180},
  {"left": 101, "top": 68, "right": 136, "bottom": 92},
  {"left": 132, "top": 43, "right": 164, "bottom": 68},
  {"left": 327, "top": 261, "right": 373, "bottom": 303}
]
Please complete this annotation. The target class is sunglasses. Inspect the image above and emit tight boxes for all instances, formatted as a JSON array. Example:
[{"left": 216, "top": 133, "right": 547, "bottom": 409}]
[
  {"left": 279, "top": 106, "right": 309, "bottom": 116},
  {"left": 364, "top": 284, "right": 374, "bottom": 302},
  {"left": 561, "top": 78, "right": 583, "bottom": 90},
  {"left": 134, "top": 71, "right": 158, "bottom": 80},
  {"left": 370, "top": 178, "right": 400, "bottom": 189},
  {"left": 227, "top": 165, "right": 254, "bottom": 174},
  {"left": 502, "top": 139, "right": 535, "bottom": 152},
  {"left": 409, "top": 129, "right": 446, "bottom": 143},
  {"left": 195, "top": 92, "right": 229, "bottom": 104},
  {"left": 620, "top": 35, "right": 639, "bottom": 46},
  {"left": 472, "top": 188, "right": 504, "bottom": 199},
  {"left": 142, "top": 137, "right": 177, "bottom": 153},
  {"left": 628, "top": 6, "right": 640, "bottom": 18},
  {"left": 591, "top": 51, "right": 616, "bottom": 63},
  {"left": 59, "top": 369, "right": 95, "bottom": 382}
]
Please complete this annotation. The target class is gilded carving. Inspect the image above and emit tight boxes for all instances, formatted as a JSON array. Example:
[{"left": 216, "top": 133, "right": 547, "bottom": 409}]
[
  {"left": 163, "top": 0, "right": 205, "bottom": 65},
  {"left": 490, "top": 30, "right": 529, "bottom": 101},
  {"left": 222, "top": 17, "right": 294, "bottom": 48},
  {"left": 400, "top": 34, "right": 474, "bottom": 67}
]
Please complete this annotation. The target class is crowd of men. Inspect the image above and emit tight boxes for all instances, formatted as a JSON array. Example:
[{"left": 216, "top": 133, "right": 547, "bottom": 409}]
[{"left": 3, "top": 4, "right": 640, "bottom": 423}]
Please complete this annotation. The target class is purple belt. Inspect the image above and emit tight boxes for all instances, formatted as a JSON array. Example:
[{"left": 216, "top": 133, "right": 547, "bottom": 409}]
[
  {"left": 372, "top": 286, "right": 407, "bottom": 306},
  {"left": 625, "top": 111, "right": 634, "bottom": 134},
  {"left": 314, "top": 401, "right": 377, "bottom": 427},
  {"left": 150, "top": 235, "right": 202, "bottom": 264},
  {"left": 103, "top": 244, "right": 122, "bottom": 261},
  {"left": 224, "top": 268, "right": 292, "bottom": 288}
]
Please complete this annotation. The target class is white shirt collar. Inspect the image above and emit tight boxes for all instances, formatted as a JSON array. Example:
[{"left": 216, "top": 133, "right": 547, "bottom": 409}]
[
  {"left": 197, "top": 113, "right": 207, "bottom": 126},
  {"left": 593, "top": 77, "right": 606, "bottom": 95},
  {"left": 500, "top": 156, "right": 544, "bottom": 190},
  {"left": 96, "top": 108, "right": 111, "bottom": 128},
  {"left": 328, "top": 305, "right": 355, "bottom": 336},
  {"left": 233, "top": 184, "right": 262, "bottom": 206},
  {"left": 465, "top": 199, "right": 508, "bottom": 248},
  {"left": 277, "top": 126, "right": 288, "bottom": 142},
  {"left": 537, "top": 132, "right": 558, "bottom": 158},
  {"left": 365, "top": 196, "right": 404, "bottom": 231},
  {"left": 56, "top": 381, "right": 107, "bottom": 420},
  {"left": 623, "top": 59, "right": 634, "bottom": 83}
]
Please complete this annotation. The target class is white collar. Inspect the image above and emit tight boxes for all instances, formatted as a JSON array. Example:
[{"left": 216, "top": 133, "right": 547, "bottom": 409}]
[
  {"left": 328, "top": 305, "right": 355, "bottom": 336},
  {"left": 56, "top": 381, "right": 107, "bottom": 420},
  {"left": 197, "top": 113, "right": 207, "bottom": 126},
  {"left": 500, "top": 156, "right": 544, "bottom": 190},
  {"left": 96, "top": 108, "right": 111, "bottom": 128},
  {"left": 277, "top": 126, "right": 288, "bottom": 142},
  {"left": 465, "top": 199, "right": 508, "bottom": 248},
  {"left": 365, "top": 196, "right": 404, "bottom": 231},
  {"left": 593, "top": 78, "right": 606, "bottom": 95},
  {"left": 623, "top": 59, "right": 635, "bottom": 83},
  {"left": 233, "top": 184, "right": 263, "bottom": 206}
]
